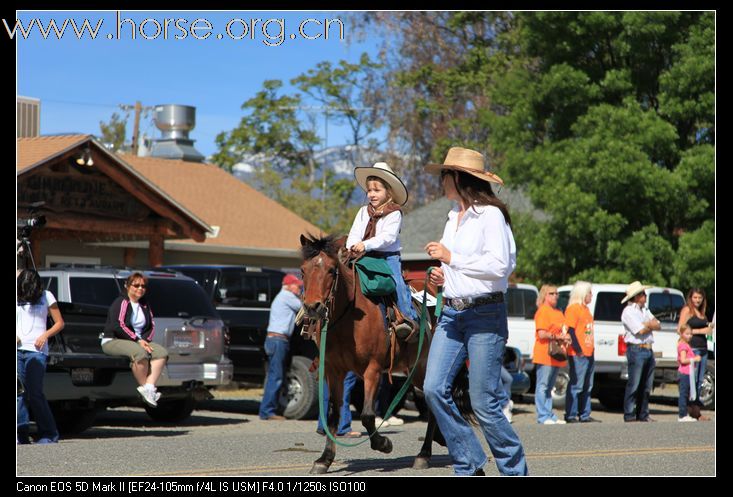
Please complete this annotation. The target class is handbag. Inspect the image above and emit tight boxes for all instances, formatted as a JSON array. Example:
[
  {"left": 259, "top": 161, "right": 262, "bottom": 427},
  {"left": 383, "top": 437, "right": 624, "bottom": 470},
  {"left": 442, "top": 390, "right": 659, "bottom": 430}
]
[{"left": 548, "top": 338, "right": 568, "bottom": 361}]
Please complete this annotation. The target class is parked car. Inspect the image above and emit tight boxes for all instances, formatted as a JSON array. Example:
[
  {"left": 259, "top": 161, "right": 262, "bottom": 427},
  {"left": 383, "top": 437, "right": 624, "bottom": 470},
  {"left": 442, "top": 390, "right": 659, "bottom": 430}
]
[
  {"left": 159, "top": 265, "right": 319, "bottom": 420},
  {"left": 38, "top": 268, "right": 233, "bottom": 433}
]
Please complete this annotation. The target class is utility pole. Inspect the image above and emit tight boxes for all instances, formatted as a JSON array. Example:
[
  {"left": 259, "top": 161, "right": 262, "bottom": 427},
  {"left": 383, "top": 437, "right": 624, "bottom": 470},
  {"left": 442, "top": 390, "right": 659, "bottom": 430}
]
[{"left": 119, "top": 101, "right": 153, "bottom": 155}]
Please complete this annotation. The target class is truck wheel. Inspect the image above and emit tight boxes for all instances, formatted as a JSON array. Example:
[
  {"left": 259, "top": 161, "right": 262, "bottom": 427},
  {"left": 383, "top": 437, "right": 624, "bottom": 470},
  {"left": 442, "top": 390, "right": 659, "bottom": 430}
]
[
  {"left": 50, "top": 407, "right": 98, "bottom": 435},
  {"left": 280, "top": 356, "right": 318, "bottom": 420},
  {"left": 700, "top": 361, "right": 715, "bottom": 409},
  {"left": 145, "top": 395, "right": 196, "bottom": 422},
  {"left": 551, "top": 370, "right": 569, "bottom": 408}
]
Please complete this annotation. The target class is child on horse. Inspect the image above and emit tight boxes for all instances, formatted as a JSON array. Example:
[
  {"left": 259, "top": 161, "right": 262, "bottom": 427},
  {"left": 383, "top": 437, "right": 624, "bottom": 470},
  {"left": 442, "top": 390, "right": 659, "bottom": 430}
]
[{"left": 346, "top": 162, "right": 419, "bottom": 340}]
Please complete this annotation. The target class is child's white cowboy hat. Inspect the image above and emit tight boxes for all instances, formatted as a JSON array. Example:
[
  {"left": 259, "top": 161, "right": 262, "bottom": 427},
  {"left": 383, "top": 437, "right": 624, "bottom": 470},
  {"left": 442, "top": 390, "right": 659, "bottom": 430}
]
[
  {"left": 621, "top": 281, "right": 653, "bottom": 304},
  {"left": 354, "top": 162, "right": 409, "bottom": 206},
  {"left": 425, "top": 146, "right": 504, "bottom": 185}
]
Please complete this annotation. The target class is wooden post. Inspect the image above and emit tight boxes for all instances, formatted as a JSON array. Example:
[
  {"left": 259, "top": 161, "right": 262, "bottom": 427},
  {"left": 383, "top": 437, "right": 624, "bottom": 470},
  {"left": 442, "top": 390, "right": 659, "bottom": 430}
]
[
  {"left": 123, "top": 247, "right": 136, "bottom": 267},
  {"left": 131, "top": 101, "right": 142, "bottom": 154},
  {"left": 148, "top": 235, "right": 164, "bottom": 267}
]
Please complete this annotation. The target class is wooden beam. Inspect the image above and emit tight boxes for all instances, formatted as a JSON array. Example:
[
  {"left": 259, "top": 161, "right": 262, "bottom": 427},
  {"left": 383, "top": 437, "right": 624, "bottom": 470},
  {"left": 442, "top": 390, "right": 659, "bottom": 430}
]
[
  {"left": 123, "top": 247, "right": 136, "bottom": 267},
  {"left": 148, "top": 235, "right": 164, "bottom": 267},
  {"left": 44, "top": 215, "right": 176, "bottom": 237},
  {"left": 91, "top": 155, "right": 207, "bottom": 242}
]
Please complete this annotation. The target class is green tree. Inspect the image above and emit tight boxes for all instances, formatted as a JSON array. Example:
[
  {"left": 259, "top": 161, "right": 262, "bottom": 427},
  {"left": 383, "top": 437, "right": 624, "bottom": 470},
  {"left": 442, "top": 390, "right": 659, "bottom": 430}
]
[
  {"left": 484, "top": 12, "right": 714, "bottom": 303},
  {"left": 98, "top": 112, "right": 127, "bottom": 152},
  {"left": 357, "top": 11, "right": 714, "bottom": 305}
]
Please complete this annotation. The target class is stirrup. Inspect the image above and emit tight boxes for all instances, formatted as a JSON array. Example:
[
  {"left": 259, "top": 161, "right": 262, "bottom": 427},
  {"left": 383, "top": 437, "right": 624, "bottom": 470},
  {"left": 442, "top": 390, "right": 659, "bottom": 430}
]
[{"left": 394, "top": 319, "right": 419, "bottom": 343}]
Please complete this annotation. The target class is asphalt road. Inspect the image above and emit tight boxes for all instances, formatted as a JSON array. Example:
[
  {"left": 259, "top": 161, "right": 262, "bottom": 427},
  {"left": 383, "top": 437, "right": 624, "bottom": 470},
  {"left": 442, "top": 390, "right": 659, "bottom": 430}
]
[{"left": 17, "top": 387, "right": 715, "bottom": 477}]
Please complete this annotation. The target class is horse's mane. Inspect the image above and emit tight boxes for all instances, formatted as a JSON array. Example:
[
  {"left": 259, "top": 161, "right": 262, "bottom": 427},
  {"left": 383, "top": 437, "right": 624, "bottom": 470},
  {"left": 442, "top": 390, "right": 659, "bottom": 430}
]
[{"left": 301, "top": 233, "right": 342, "bottom": 260}]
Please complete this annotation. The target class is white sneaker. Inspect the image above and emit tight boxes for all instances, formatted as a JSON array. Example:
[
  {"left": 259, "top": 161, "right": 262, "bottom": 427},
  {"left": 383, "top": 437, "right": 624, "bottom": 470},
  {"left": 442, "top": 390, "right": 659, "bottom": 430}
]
[
  {"left": 542, "top": 419, "right": 557, "bottom": 425},
  {"left": 554, "top": 419, "right": 567, "bottom": 425},
  {"left": 154, "top": 391, "right": 162, "bottom": 402},
  {"left": 386, "top": 416, "right": 404, "bottom": 426},
  {"left": 503, "top": 403, "right": 513, "bottom": 423},
  {"left": 137, "top": 385, "right": 158, "bottom": 407},
  {"left": 678, "top": 415, "right": 697, "bottom": 422},
  {"left": 375, "top": 417, "right": 389, "bottom": 427}
]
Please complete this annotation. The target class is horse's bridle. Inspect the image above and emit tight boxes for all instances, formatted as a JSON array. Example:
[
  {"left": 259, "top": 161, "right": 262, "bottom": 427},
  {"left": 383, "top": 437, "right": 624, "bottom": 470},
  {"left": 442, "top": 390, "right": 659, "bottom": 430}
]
[{"left": 318, "top": 248, "right": 355, "bottom": 329}]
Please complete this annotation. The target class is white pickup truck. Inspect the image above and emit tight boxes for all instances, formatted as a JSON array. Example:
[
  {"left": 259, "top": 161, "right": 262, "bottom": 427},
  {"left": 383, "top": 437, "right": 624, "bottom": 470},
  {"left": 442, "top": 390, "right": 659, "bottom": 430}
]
[{"left": 505, "top": 283, "right": 715, "bottom": 410}]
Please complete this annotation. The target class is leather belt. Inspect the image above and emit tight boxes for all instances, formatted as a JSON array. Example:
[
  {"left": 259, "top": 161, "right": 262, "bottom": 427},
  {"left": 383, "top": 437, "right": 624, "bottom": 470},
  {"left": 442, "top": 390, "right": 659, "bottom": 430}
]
[
  {"left": 266, "top": 332, "right": 289, "bottom": 340},
  {"left": 628, "top": 343, "right": 653, "bottom": 349},
  {"left": 446, "top": 292, "right": 504, "bottom": 311}
]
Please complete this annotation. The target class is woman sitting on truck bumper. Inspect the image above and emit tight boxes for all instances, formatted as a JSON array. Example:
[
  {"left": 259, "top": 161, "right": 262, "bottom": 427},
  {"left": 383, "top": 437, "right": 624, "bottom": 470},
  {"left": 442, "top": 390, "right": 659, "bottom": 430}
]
[{"left": 102, "top": 272, "right": 168, "bottom": 408}]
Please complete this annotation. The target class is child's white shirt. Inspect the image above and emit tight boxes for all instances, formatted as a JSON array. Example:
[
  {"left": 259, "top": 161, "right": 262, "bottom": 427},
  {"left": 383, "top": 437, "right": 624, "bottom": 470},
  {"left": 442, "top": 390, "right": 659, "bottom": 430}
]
[{"left": 346, "top": 206, "right": 403, "bottom": 252}]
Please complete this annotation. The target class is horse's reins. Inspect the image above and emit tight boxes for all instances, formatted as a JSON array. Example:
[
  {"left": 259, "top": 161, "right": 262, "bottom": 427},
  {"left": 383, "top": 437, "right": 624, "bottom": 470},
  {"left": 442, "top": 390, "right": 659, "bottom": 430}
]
[{"left": 316, "top": 267, "right": 443, "bottom": 447}]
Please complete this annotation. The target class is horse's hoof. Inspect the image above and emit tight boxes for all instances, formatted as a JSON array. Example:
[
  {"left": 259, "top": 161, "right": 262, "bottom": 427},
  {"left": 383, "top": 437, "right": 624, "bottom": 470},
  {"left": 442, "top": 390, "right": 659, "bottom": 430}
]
[
  {"left": 379, "top": 438, "right": 393, "bottom": 454},
  {"left": 412, "top": 457, "right": 429, "bottom": 470},
  {"left": 310, "top": 464, "right": 329, "bottom": 475}
]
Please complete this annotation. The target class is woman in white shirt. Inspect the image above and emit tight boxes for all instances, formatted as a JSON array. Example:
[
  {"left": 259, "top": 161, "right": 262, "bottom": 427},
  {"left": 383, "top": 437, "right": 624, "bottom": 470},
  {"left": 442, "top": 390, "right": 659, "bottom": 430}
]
[
  {"left": 17, "top": 269, "right": 65, "bottom": 444},
  {"left": 422, "top": 147, "right": 528, "bottom": 476}
]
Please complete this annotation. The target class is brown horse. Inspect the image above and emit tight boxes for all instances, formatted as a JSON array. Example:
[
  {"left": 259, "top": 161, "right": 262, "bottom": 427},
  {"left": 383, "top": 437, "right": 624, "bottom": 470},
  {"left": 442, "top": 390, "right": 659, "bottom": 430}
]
[{"left": 300, "top": 233, "right": 470, "bottom": 474}]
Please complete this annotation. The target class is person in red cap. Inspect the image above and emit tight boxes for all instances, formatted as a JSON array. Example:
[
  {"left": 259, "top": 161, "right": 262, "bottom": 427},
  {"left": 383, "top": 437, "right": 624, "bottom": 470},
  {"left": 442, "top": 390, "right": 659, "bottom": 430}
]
[{"left": 258, "top": 273, "right": 304, "bottom": 420}]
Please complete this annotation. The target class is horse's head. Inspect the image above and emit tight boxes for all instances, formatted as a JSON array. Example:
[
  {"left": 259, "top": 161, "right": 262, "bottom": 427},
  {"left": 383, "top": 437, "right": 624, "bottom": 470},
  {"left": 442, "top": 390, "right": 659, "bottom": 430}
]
[{"left": 300, "top": 234, "right": 347, "bottom": 320}]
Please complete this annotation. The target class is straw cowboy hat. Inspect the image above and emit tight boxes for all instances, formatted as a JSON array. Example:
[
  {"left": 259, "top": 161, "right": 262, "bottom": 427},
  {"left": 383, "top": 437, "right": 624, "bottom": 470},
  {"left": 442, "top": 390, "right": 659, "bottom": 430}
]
[
  {"left": 425, "top": 146, "right": 504, "bottom": 185},
  {"left": 621, "top": 281, "right": 652, "bottom": 304},
  {"left": 354, "top": 162, "right": 409, "bottom": 206}
]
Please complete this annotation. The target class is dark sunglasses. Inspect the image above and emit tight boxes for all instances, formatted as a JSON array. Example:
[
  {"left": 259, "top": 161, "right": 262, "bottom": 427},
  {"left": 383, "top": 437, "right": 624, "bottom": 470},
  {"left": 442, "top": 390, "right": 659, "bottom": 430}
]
[{"left": 130, "top": 284, "right": 147, "bottom": 289}]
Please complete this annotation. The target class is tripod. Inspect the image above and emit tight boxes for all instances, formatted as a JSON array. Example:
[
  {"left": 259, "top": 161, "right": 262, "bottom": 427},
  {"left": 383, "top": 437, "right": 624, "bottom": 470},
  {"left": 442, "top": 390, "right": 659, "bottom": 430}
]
[{"left": 17, "top": 235, "right": 37, "bottom": 271}]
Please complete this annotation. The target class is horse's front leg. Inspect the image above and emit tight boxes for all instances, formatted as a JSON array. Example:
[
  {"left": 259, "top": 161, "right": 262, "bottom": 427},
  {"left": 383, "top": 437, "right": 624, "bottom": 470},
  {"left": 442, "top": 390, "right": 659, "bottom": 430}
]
[
  {"left": 360, "top": 366, "right": 392, "bottom": 454},
  {"left": 413, "top": 407, "right": 437, "bottom": 469},
  {"left": 311, "top": 374, "right": 344, "bottom": 474}
]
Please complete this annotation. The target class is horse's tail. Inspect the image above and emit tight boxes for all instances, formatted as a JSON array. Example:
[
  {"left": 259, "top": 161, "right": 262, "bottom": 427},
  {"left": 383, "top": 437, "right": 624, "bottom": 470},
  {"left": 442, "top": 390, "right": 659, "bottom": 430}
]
[{"left": 452, "top": 363, "right": 477, "bottom": 425}]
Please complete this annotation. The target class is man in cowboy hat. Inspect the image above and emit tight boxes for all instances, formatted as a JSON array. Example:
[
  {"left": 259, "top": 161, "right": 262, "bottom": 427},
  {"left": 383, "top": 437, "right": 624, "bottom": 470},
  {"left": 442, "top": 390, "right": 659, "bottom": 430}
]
[{"left": 620, "top": 281, "right": 661, "bottom": 422}]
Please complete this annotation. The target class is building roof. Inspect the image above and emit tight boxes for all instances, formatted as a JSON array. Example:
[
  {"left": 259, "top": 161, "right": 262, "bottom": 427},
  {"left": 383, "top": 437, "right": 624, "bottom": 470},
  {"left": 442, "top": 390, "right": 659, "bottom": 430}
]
[
  {"left": 17, "top": 134, "right": 90, "bottom": 172},
  {"left": 120, "top": 154, "right": 322, "bottom": 252},
  {"left": 401, "top": 188, "right": 548, "bottom": 260},
  {"left": 17, "top": 135, "right": 322, "bottom": 255}
]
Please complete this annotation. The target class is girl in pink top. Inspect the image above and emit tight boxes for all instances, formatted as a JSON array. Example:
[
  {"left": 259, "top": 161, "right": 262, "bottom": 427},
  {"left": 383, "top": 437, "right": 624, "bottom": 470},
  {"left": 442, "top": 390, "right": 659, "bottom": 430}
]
[{"left": 677, "top": 325, "right": 701, "bottom": 422}]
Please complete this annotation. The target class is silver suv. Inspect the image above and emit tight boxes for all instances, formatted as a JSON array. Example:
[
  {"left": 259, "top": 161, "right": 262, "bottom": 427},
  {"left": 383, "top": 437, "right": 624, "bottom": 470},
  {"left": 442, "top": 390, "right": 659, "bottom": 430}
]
[{"left": 39, "top": 268, "right": 233, "bottom": 433}]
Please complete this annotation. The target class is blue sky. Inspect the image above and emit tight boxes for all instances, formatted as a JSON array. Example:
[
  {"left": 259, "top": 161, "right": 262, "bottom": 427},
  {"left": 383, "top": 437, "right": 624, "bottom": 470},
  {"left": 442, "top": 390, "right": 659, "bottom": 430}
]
[{"left": 16, "top": 11, "right": 381, "bottom": 158}]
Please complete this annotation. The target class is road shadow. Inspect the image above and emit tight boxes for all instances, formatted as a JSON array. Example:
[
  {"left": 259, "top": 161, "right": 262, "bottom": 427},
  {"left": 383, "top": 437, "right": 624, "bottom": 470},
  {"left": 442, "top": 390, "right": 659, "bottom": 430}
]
[
  {"left": 332, "top": 454, "right": 454, "bottom": 475},
  {"left": 198, "top": 398, "right": 261, "bottom": 415}
]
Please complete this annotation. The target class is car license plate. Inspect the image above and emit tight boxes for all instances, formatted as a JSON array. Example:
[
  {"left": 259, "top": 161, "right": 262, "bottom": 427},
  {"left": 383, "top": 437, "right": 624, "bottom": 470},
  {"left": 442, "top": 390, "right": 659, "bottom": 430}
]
[
  {"left": 173, "top": 330, "right": 202, "bottom": 349},
  {"left": 71, "top": 368, "right": 95, "bottom": 385}
]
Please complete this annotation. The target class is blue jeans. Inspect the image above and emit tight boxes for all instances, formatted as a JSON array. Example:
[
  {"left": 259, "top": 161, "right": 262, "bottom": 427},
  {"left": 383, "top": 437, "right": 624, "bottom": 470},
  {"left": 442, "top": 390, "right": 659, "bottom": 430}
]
[
  {"left": 258, "top": 337, "right": 290, "bottom": 419},
  {"left": 565, "top": 355, "right": 594, "bottom": 421},
  {"left": 678, "top": 372, "right": 691, "bottom": 418},
  {"left": 691, "top": 348, "right": 708, "bottom": 406},
  {"left": 17, "top": 350, "right": 59, "bottom": 443},
  {"left": 385, "top": 255, "right": 418, "bottom": 321},
  {"left": 424, "top": 303, "right": 528, "bottom": 476},
  {"left": 317, "top": 371, "right": 358, "bottom": 435},
  {"left": 623, "top": 346, "right": 655, "bottom": 421},
  {"left": 535, "top": 364, "right": 561, "bottom": 423},
  {"left": 500, "top": 365, "right": 512, "bottom": 408}
]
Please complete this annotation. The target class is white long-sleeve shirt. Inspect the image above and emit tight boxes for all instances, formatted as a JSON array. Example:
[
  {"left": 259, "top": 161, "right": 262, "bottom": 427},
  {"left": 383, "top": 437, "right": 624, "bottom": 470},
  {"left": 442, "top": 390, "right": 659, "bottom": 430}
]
[
  {"left": 621, "top": 303, "right": 656, "bottom": 345},
  {"left": 440, "top": 204, "right": 516, "bottom": 298},
  {"left": 346, "top": 206, "right": 403, "bottom": 253}
]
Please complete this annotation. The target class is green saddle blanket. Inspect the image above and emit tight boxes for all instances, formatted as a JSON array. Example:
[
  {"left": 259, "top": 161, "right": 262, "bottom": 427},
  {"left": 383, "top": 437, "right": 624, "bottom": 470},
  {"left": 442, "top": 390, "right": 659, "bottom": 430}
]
[{"left": 354, "top": 256, "right": 397, "bottom": 297}]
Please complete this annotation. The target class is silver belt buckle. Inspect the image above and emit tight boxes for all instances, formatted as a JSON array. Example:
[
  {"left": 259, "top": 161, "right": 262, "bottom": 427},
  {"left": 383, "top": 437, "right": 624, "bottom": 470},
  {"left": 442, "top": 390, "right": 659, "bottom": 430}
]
[{"left": 452, "top": 298, "right": 466, "bottom": 311}]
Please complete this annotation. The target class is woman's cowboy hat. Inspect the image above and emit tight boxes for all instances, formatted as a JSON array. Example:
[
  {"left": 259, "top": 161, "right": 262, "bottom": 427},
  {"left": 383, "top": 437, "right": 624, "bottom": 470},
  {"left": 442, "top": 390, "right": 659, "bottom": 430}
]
[
  {"left": 621, "top": 281, "right": 653, "bottom": 304},
  {"left": 425, "top": 146, "right": 504, "bottom": 185},
  {"left": 354, "top": 162, "right": 408, "bottom": 206}
]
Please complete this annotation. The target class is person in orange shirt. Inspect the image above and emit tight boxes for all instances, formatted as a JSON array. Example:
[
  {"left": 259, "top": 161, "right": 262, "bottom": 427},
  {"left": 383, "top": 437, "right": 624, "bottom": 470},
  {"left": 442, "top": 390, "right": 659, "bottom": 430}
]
[
  {"left": 563, "top": 281, "right": 599, "bottom": 423},
  {"left": 533, "top": 284, "right": 571, "bottom": 425}
]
